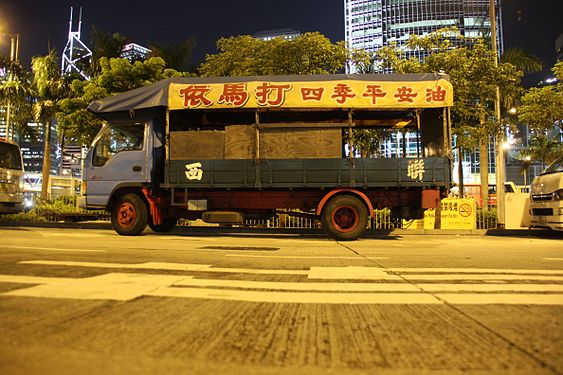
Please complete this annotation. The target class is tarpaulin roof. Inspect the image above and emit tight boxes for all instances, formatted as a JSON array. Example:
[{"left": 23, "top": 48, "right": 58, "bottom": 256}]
[{"left": 88, "top": 73, "right": 453, "bottom": 115}]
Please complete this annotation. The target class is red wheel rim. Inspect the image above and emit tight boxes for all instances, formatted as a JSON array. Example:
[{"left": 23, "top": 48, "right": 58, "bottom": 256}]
[
  {"left": 117, "top": 202, "right": 136, "bottom": 228},
  {"left": 331, "top": 205, "right": 359, "bottom": 233}
]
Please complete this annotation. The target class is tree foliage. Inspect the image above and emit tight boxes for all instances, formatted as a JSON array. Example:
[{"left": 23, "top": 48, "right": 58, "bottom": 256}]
[
  {"left": 518, "top": 62, "right": 563, "bottom": 133},
  {"left": 374, "top": 29, "right": 524, "bottom": 204},
  {"left": 32, "top": 50, "right": 70, "bottom": 199},
  {"left": 375, "top": 30, "right": 522, "bottom": 149},
  {"left": 199, "top": 32, "right": 364, "bottom": 77},
  {"left": 57, "top": 57, "right": 185, "bottom": 145}
]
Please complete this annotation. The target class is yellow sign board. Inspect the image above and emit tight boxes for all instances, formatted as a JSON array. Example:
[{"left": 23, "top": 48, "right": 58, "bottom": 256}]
[
  {"left": 168, "top": 78, "right": 453, "bottom": 110},
  {"left": 404, "top": 198, "right": 477, "bottom": 230}
]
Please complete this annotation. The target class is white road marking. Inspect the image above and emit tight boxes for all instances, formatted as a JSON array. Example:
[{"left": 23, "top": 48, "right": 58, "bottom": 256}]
[
  {"left": 1, "top": 271, "right": 563, "bottom": 304},
  {"left": 309, "top": 266, "right": 402, "bottom": 280},
  {"left": 308, "top": 266, "right": 563, "bottom": 281},
  {"left": 0, "top": 275, "right": 75, "bottom": 284},
  {"left": 225, "top": 255, "right": 390, "bottom": 260},
  {"left": 4, "top": 261, "right": 563, "bottom": 305},
  {"left": 419, "top": 284, "right": 563, "bottom": 292},
  {"left": 19, "top": 260, "right": 308, "bottom": 275},
  {"left": 1, "top": 246, "right": 105, "bottom": 253},
  {"left": 39, "top": 233, "right": 109, "bottom": 238},
  {"left": 173, "top": 279, "right": 563, "bottom": 293},
  {"left": 390, "top": 268, "right": 563, "bottom": 275},
  {"left": 173, "top": 278, "right": 419, "bottom": 292},
  {"left": 437, "top": 294, "right": 563, "bottom": 305},
  {"left": 3, "top": 273, "right": 188, "bottom": 301},
  {"left": 403, "top": 274, "right": 563, "bottom": 281},
  {"left": 17, "top": 261, "right": 563, "bottom": 281},
  {"left": 148, "top": 288, "right": 442, "bottom": 304}
]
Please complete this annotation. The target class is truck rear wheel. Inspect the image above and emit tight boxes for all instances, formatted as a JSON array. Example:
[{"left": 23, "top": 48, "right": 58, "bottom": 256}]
[
  {"left": 148, "top": 217, "right": 177, "bottom": 233},
  {"left": 321, "top": 195, "right": 368, "bottom": 241},
  {"left": 111, "top": 193, "right": 148, "bottom": 236}
]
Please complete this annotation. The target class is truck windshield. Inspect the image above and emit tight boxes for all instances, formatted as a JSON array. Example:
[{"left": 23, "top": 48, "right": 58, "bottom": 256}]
[
  {"left": 541, "top": 156, "right": 563, "bottom": 175},
  {"left": 0, "top": 141, "right": 23, "bottom": 170},
  {"left": 93, "top": 123, "right": 145, "bottom": 167}
]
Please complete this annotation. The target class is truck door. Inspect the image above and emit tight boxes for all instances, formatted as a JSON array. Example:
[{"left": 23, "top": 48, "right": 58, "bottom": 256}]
[{"left": 84, "top": 121, "right": 152, "bottom": 207}]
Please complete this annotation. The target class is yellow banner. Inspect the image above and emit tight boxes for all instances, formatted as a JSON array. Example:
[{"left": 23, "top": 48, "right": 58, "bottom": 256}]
[{"left": 168, "top": 79, "right": 453, "bottom": 110}]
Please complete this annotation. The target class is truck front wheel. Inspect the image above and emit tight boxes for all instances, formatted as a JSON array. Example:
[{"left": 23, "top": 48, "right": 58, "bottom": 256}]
[
  {"left": 111, "top": 193, "right": 148, "bottom": 235},
  {"left": 321, "top": 195, "right": 368, "bottom": 241}
]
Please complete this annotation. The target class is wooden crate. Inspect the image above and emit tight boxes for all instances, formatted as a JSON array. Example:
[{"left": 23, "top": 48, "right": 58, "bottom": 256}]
[
  {"left": 171, "top": 126, "right": 342, "bottom": 160},
  {"left": 225, "top": 125, "right": 255, "bottom": 159},
  {"left": 260, "top": 127, "right": 342, "bottom": 159},
  {"left": 169, "top": 131, "right": 225, "bottom": 160}
]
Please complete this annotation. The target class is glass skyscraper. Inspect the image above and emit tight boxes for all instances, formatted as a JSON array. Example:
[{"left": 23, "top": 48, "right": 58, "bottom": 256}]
[
  {"left": 344, "top": 0, "right": 504, "bottom": 184},
  {"left": 345, "top": 0, "right": 503, "bottom": 72}
]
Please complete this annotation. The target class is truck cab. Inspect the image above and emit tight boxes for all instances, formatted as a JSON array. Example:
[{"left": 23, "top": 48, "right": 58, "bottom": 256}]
[{"left": 79, "top": 119, "right": 164, "bottom": 208}]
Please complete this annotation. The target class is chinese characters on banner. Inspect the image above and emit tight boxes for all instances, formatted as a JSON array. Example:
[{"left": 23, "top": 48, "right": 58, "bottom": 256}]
[{"left": 169, "top": 79, "right": 452, "bottom": 110}]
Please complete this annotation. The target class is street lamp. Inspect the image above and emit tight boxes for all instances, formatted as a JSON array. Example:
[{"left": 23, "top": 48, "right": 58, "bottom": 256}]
[
  {"left": 1, "top": 31, "right": 20, "bottom": 141},
  {"left": 523, "top": 155, "right": 531, "bottom": 186},
  {"left": 489, "top": 0, "right": 505, "bottom": 229}
]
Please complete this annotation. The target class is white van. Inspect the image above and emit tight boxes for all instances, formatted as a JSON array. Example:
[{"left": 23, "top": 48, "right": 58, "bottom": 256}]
[
  {"left": 0, "top": 139, "right": 25, "bottom": 214},
  {"left": 529, "top": 155, "right": 563, "bottom": 231}
]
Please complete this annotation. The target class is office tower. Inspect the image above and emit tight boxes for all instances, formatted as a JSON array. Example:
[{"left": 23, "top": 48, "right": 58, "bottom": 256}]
[{"left": 345, "top": 0, "right": 503, "bottom": 72}]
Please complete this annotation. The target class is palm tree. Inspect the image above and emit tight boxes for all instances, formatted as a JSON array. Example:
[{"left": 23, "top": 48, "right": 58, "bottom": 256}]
[
  {"left": 88, "top": 26, "right": 127, "bottom": 76},
  {"left": 0, "top": 56, "right": 34, "bottom": 142},
  {"left": 520, "top": 134, "right": 562, "bottom": 170},
  {"left": 148, "top": 36, "right": 197, "bottom": 72},
  {"left": 32, "top": 50, "right": 68, "bottom": 201},
  {"left": 499, "top": 47, "right": 542, "bottom": 113},
  {"left": 500, "top": 48, "right": 543, "bottom": 75}
]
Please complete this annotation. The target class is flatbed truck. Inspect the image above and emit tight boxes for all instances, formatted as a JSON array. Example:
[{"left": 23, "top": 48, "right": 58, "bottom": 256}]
[{"left": 79, "top": 73, "right": 454, "bottom": 240}]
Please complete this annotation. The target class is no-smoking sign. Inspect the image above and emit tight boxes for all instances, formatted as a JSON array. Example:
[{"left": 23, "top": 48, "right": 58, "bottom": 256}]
[{"left": 458, "top": 203, "right": 472, "bottom": 217}]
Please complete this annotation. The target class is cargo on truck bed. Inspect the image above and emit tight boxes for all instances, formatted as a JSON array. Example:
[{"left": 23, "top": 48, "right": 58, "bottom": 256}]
[{"left": 79, "top": 73, "right": 454, "bottom": 240}]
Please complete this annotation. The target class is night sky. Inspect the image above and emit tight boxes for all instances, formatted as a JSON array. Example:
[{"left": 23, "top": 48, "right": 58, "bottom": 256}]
[{"left": 1, "top": 0, "right": 562, "bottom": 82}]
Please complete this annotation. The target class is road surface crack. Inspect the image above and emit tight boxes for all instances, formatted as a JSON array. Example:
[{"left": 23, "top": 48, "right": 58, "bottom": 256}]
[{"left": 337, "top": 241, "right": 562, "bottom": 375}]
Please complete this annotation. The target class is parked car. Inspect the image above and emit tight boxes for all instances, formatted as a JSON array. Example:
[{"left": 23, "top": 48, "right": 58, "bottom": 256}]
[{"left": 529, "top": 155, "right": 563, "bottom": 231}]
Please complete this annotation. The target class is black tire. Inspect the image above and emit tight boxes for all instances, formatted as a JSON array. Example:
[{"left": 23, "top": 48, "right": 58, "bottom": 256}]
[
  {"left": 321, "top": 195, "right": 368, "bottom": 241},
  {"left": 111, "top": 193, "right": 148, "bottom": 236},
  {"left": 148, "top": 217, "right": 177, "bottom": 233}
]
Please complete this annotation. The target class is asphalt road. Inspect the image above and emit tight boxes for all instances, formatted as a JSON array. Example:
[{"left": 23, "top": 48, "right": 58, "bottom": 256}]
[{"left": 0, "top": 226, "right": 562, "bottom": 375}]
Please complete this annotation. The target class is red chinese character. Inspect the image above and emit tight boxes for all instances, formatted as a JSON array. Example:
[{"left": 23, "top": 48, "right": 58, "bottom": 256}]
[
  {"left": 362, "top": 85, "right": 387, "bottom": 105},
  {"left": 255, "top": 83, "right": 292, "bottom": 107},
  {"left": 218, "top": 83, "right": 249, "bottom": 107},
  {"left": 301, "top": 87, "right": 325, "bottom": 101},
  {"left": 425, "top": 85, "right": 447, "bottom": 102},
  {"left": 331, "top": 83, "right": 356, "bottom": 104},
  {"left": 179, "top": 85, "right": 213, "bottom": 108},
  {"left": 393, "top": 86, "right": 418, "bottom": 103}
]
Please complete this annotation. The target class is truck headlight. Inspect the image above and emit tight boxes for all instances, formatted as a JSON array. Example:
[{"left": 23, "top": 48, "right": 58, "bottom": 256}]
[{"left": 554, "top": 189, "right": 563, "bottom": 201}]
